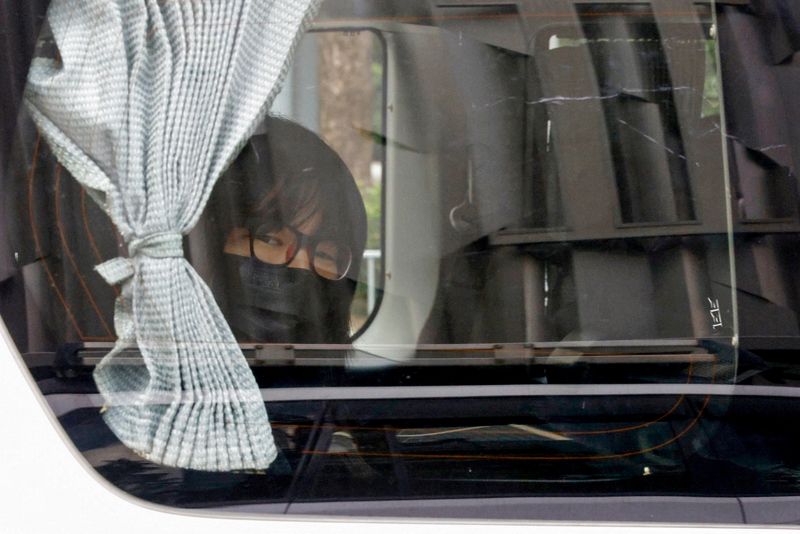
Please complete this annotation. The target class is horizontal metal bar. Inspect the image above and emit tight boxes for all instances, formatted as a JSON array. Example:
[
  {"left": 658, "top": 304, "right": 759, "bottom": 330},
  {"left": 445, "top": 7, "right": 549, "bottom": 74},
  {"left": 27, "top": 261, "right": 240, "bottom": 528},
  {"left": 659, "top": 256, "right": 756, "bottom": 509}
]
[
  {"left": 81, "top": 339, "right": 707, "bottom": 351},
  {"left": 43, "top": 383, "right": 800, "bottom": 416},
  {"left": 491, "top": 226, "right": 800, "bottom": 246},
  {"left": 69, "top": 346, "right": 711, "bottom": 368},
  {"left": 73, "top": 354, "right": 713, "bottom": 368}
]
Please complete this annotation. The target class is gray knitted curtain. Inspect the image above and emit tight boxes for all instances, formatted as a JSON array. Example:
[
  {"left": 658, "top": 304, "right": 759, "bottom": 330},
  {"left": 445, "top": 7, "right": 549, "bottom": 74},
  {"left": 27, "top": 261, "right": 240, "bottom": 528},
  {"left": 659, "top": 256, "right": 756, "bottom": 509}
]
[{"left": 24, "top": 0, "right": 320, "bottom": 471}]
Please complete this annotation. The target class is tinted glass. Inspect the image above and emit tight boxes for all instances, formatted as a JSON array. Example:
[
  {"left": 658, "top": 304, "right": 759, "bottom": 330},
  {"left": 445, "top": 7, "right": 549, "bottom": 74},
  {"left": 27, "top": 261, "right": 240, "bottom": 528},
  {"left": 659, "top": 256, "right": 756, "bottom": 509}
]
[{"left": 4, "top": 0, "right": 800, "bottom": 526}]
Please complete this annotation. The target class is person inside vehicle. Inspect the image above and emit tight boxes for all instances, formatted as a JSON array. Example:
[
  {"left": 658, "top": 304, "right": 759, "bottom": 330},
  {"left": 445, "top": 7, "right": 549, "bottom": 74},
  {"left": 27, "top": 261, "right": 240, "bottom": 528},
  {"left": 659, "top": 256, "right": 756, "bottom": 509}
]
[{"left": 211, "top": 115, "right": 367, "bottom": 344}]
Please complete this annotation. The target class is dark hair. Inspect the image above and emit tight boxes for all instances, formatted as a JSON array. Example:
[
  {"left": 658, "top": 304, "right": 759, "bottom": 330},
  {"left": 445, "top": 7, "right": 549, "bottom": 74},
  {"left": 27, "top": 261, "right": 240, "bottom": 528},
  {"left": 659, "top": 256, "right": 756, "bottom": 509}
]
[{"left": 208, "top": 116, "right": 367, "bottom": 343}]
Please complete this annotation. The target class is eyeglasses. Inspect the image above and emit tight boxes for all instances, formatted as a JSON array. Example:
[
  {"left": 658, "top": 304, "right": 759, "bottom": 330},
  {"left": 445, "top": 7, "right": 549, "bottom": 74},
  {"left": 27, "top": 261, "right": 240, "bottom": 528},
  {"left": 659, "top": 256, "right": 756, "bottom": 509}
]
[{"left": 248, "top": 223, "right": 353, "bottom": 281}]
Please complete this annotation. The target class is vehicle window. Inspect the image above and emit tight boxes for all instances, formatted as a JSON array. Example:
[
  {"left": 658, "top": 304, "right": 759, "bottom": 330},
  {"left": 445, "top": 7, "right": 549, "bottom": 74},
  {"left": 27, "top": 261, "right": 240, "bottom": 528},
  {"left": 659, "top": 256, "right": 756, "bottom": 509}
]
[{"left": 3, "top": 0, "right": 800, "bottom": 525}]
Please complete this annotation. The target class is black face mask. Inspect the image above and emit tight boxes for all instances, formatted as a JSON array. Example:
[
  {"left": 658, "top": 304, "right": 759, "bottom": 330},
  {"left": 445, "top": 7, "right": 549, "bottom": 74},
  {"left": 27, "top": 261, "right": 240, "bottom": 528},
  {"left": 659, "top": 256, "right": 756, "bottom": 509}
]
[{"left": 222, "top": 254, "right": 353, "bottom": 343}]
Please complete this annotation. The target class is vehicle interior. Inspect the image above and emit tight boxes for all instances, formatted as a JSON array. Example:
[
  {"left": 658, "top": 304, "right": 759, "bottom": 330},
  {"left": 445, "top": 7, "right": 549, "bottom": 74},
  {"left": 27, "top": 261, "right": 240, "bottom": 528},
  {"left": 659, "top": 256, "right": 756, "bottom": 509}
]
[{"left": 2, "top": 0, "right": 800, "bottom": 525}]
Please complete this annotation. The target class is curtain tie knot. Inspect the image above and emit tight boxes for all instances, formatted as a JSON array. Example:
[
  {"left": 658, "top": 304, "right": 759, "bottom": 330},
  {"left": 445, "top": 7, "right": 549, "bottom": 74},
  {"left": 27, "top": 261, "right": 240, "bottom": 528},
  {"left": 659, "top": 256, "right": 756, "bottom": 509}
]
[
  {"left": 129, "top": 232, "right": 184, "bottom": 258},
  {"left": 95, "top": 232, "right": 184, "bottom": 285}
]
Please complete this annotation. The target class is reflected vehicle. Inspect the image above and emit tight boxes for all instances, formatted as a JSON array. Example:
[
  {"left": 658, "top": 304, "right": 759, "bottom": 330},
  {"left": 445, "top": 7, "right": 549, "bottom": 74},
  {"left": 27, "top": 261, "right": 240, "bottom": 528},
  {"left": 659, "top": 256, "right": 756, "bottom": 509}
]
[{"left": 3, "top": 0, "right": 800, "bottom": 528}]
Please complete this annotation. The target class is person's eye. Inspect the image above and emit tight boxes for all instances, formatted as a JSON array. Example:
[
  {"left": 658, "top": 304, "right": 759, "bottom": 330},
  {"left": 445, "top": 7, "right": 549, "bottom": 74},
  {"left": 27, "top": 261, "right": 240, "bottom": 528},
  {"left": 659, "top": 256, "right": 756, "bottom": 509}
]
[
  {"left": 256, "top": 234, "right": 284, "bottom": 247},
  {"left": 315, "top": 250, "right": 337, "bottom": 262}
]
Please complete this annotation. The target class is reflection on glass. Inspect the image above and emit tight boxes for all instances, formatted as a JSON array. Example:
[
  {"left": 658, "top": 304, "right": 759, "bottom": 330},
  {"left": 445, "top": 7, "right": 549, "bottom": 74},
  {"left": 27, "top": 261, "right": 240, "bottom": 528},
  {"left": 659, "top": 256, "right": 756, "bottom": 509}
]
[
  {"left": 7, "top": 0, "right": 800, "bottom": 520},
  {"left": 272, "top": 30, "right": 386, "bottom": 332}
]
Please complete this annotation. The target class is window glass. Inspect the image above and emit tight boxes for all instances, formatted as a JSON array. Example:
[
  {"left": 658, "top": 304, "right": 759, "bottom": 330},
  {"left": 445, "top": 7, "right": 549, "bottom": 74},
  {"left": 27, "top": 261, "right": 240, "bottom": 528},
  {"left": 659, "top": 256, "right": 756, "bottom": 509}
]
[
  {"left": 271, "top": 29, "right": 386, "bottom": 333},
  {"left": 3, "top": 0, "right": 800, "bottom": 525}
]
